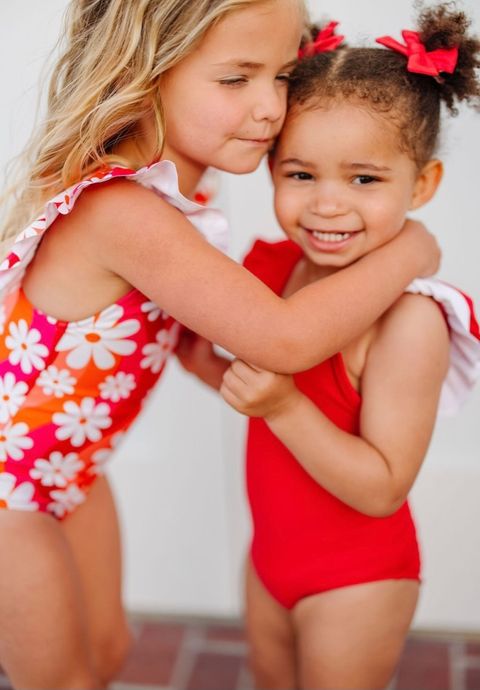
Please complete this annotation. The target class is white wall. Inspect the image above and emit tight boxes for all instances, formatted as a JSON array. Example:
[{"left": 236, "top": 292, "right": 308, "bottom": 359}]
[{"left": 1, "top": 0, "right": 479, "bottom": 631}]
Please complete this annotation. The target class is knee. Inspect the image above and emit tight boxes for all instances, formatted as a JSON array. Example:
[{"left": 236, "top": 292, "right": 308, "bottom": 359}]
[
  {"left": 249, "top": 649, "right": 296, "bottom": 690},
  {"left": 95, "top": 624, "right": 133, "bottom": 685}
]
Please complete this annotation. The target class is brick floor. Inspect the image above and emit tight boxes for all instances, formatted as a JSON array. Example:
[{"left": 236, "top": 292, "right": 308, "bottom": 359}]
[
  {"left": 113, "top": 618, "right": 480, "bottom": 690},
  {"left": 1, "top": 618, "right": 479, "bottom": 689}
]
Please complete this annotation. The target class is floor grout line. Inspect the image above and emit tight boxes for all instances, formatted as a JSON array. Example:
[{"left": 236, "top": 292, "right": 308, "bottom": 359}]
[
  {"left": 450, "top": 639, "right": 467, "bottom": 690},
  {"left": 112, "top": 684, "right": 170, "bottom": 690},
  {"left": 168, "top": 624, "right": 205, "bottom": 690},
  {"left": 202, "top": 639, "right": 248, "bottom": 656},
  {"left": 235, "top": 663, "right": 254, "bottom": 690}
]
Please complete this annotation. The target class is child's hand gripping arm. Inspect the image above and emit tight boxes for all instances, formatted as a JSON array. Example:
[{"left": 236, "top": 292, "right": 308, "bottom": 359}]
[{"left": 221, "top": 294, "right": 450, "bottom": 517}]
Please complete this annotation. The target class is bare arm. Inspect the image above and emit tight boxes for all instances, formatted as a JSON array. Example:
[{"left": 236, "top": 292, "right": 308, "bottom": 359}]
[
  {"left": 88, "top": 182, "right": 440, "bottom": 373},
  {"left": 221, "top": 295, "right": 450, "bottom": 516}
]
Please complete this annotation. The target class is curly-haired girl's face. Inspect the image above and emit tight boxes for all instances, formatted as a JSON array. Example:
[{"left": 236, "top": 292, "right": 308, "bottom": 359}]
[{"left": 272, "top": 101, "right": 440, "bottom": 274}]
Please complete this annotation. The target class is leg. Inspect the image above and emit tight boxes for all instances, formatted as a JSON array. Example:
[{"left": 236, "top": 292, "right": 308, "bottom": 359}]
[
  {"left": 60, "top": 475, "right": 132, "bottom": 685},
  {"left": 0, "top": 510, "right": 101, "bottom": 689},
  {"left": 292, "top": 579, "right": 419, "bottom": 690},
  {"left": 245, "top": 557, "right": 297, "bottom": 689}
]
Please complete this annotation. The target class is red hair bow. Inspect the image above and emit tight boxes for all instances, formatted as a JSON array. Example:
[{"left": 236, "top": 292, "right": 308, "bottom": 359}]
[
  {"left": 299, "top": 21, "right": 345, "bottom": 59},
  {"left": 376, "top": 30, "right": 458, "bottom": 78}
]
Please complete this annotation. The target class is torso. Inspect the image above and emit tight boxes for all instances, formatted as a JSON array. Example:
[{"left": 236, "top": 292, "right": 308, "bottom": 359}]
[{"left": 242, "top": 238, "right": 421, "bottom": 609}]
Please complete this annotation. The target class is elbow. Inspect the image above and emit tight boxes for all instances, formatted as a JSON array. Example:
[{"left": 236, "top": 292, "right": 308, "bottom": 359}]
[
  {"left": 268, "top": 331, "right": 322, "bottom": 375},
  {"left": 356, "top": 488, "right": 407, "bottom": 518}
]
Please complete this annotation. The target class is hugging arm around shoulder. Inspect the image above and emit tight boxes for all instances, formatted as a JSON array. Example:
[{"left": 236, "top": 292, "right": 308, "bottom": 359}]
[
  {"left": 265, "top": 293, "right": 450, "bottom": 517},
  {"left": 89, "top": 181, "right": 434, "bottom": 374}
]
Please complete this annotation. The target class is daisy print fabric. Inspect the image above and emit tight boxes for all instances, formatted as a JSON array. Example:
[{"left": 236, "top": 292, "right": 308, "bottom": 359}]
[
  {"left": 0, "top": 286, "right": 179, "bottom": 518},
  {"left": 0, "top": 161, "right": 228, "bottom": 519}
]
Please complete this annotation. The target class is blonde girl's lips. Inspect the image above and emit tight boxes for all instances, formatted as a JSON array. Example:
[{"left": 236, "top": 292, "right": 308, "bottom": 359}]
[{"left": 238, "top": 137, "right": 273, "bottom": 146}]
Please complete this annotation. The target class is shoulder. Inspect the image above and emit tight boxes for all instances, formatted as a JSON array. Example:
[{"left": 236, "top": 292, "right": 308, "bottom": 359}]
[
  {"left": 370, "top": 293, "right": 450, "bottom": 373},
  {"left": 58, "top": 178, "right": 189, "bottom": 263},
  {"left": 73, "top": 178, "right": 182, "bottom": 230}
]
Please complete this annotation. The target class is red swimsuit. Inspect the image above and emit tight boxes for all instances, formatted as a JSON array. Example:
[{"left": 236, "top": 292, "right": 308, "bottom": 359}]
[{"left": 243, "top": 238, "right": 480, "bottom": 609}]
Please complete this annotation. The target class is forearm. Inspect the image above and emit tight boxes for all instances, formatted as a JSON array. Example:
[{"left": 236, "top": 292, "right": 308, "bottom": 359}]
[
  {"left": 266, "top": 394, "right": 401, "bottom": 517},
  {"left": 279, "top": 236, "right": 423, "bottom": 372}
]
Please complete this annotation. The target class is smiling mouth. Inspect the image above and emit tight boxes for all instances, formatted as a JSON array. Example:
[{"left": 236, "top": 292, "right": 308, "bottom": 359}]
[{"left": 304, "top": 229, "right": 361, "bottom": 243}]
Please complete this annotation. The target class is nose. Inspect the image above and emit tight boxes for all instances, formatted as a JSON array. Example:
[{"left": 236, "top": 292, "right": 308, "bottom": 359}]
[
  {"left": 252, "top": 82, "right": 286, "bottom": 124},
  {"left": 308, "top": 181, "right": 348, "bottom": 218}
]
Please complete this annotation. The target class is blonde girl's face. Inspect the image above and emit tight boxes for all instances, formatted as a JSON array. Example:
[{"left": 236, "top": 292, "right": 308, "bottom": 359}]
[
  {"left": 160, "top": 0, "right": 304, "bottom": 177},
  {"left": 272, "top": 102, "right": 437, "bottom": 273}
]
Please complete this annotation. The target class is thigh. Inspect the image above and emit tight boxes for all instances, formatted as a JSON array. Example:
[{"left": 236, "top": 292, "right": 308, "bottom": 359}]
[
  {"left": 0, "top": 510, "right": 99, "bottom": 689},
  {"left": 60, "top": 475, "right": 131, "bottom": 682},
  {"left": 245, "top": 557, "right": 297, "bottom": 690},
  {"left": 293, "top": 579, "right": 419, "bottom": 690}
]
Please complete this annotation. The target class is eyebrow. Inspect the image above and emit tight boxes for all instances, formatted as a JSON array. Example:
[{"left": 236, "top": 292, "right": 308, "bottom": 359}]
[
  {"left": 341, "top": 162, "right": 392, "bottom": 172},
  {"left": 213, "top": 59, "right": 297, "bottom": 70},
  {"left": 279, "top": 158, "right": 316, "bottom": 168},
  {"left": 278, "top": 159, "right": 393, "bottom": 172}
]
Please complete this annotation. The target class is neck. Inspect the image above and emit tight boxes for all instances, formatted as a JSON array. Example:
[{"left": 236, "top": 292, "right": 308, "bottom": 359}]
[
  {"left": 161, "top": 144, "right": 206, "bottom": 198},
  {"left": 111, "top": 115, "right": 206, "bottom": 198},
  {"left": 302, "top": 257, "right": 338, "bottom": 284}
]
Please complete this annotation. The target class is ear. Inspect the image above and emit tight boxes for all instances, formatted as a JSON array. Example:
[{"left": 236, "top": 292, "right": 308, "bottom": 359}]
[{"left": 410, "top": 159, "right": 443, "bottom": 210}]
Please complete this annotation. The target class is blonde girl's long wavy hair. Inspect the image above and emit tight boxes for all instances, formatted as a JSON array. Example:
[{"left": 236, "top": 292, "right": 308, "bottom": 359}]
[{"left": 0, "top": 0, "right": 307, "bottom": 252}]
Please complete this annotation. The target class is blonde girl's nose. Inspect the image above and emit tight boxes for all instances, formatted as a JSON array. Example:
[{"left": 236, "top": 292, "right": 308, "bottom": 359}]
[{"left": 252, "top": 83, "right": 286, "bottom": 123}]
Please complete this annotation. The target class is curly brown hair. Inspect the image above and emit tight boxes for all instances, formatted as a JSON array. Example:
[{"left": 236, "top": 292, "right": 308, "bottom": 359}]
[{"left": 289, "top": 2, "right": 480, "bottom": 166}]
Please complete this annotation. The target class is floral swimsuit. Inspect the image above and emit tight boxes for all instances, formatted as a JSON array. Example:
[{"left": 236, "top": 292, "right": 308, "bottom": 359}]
[{"left": 0, "top": 161, "right": 227, "bottom": 518}]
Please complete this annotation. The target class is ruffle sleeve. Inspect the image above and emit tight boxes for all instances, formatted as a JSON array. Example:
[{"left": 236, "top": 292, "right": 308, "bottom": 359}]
[
  {"left": 0, "top": 160, "right": 229, "bottom": 301},
  {"left": 406, "top": 278, "right": 480, "bottom": 415}
]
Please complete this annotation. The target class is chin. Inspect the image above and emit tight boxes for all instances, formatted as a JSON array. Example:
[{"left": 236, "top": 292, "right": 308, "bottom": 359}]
[{"left": 217, "top": 154, "right": 266, "bottom": 176}]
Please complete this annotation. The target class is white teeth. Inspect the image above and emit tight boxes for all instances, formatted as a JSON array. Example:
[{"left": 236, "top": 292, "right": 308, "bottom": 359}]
[{"left": 312, "top": 231, "right": 351, "bottom": 242}]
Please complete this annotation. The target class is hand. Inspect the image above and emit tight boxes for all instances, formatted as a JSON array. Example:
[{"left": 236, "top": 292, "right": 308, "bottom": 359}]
[
  {"left": 175, "top": 329, "right": 217, "bottom": 375},
  {"left": 220, "top": 359, "right": 300, "bottom": 419},
  {"left": 397, "top": 219, "right": 441, "bottom": 278}
]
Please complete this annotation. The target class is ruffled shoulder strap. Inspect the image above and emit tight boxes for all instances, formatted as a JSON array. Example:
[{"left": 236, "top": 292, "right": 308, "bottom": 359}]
[
  {"left": 406, "top": 278, "right": 480, "bottom": 415},
  {"left": 0, "top": 160, "right": 228, "bottom": 300}
]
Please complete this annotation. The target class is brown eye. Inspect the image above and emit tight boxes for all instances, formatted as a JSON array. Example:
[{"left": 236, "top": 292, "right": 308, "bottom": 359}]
[{"left": 353, "top": 175, "right": 378, "bottom": 185}]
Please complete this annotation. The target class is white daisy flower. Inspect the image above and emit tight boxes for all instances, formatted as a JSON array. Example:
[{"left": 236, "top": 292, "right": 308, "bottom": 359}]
[
  {"left": 90, "top": 430, "right": 125, "bottom": 475},
  {"left": 140, "top": 323, "right": 180, "bottom": 374},
  {"left": 37, "top": 366, "right": 77, "bottom": 398},
  {"left": 47, "top": 484, "right": 86, "bottom": 518},
  {"left": 141, "top": 301, "right": 169, "bottom": 322},
  {"left": 5, "top": 319, "right": 49, "bottom": 374},
  {"left": 55, "top": 304, "right": 140, "bottom": 370},
  {"left": 0, "top": 372, "right": 28, "bottom": 423},
  {"left": 0, "top": 422, "right": 34, "bottom": 461},
  {"left": 0, "top": 473, "right": 38, "bottom": 511},
  {"left": 30, "top": 451, "right": 84, "bottom": 488},
  {"left": 99, "top": 372, "right": 136, "bottom": 403},
  {"left": 53, "top": 397, "right": 112, "bottom": 448}
]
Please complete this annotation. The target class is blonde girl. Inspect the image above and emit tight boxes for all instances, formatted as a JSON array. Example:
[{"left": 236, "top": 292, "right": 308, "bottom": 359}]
[{"left": 0, "top": 0, "right": 440, "bottom": 687}]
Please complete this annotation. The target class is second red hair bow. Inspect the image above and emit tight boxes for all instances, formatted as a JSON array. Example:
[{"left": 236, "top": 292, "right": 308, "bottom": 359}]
[
  {"left": 299, "top": 21, "right": 345, "bottom": 59},
  {"left": 376, "top": 30, "right": 458, "bottom": 77}
]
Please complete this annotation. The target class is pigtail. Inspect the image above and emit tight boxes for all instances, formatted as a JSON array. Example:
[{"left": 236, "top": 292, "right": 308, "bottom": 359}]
[{"left": 417, "top": 2, "right": 480, "bottom": 113}]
